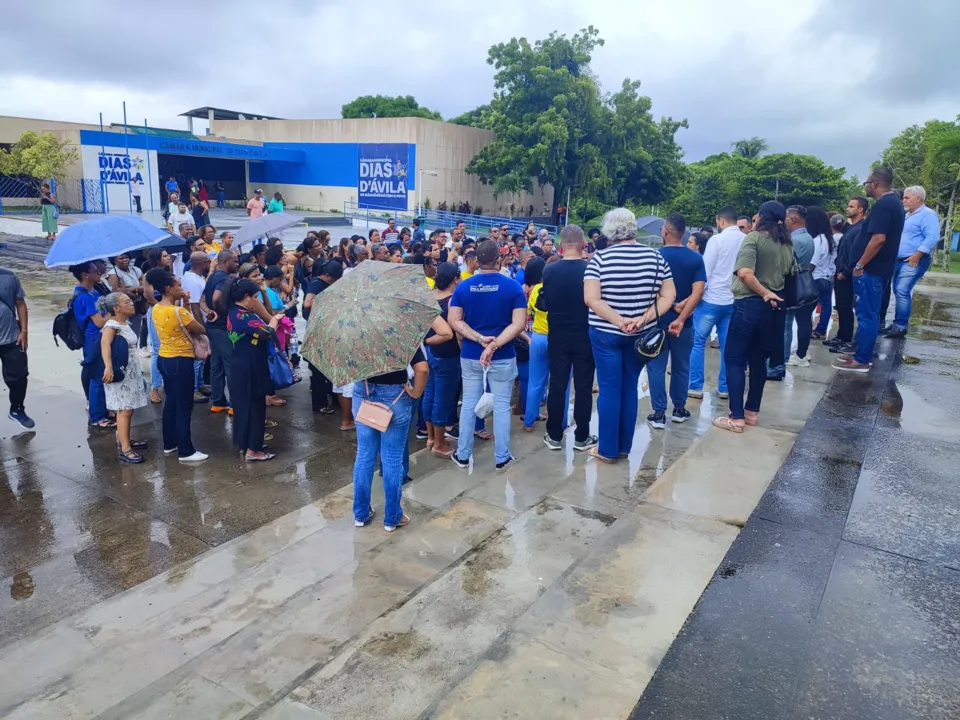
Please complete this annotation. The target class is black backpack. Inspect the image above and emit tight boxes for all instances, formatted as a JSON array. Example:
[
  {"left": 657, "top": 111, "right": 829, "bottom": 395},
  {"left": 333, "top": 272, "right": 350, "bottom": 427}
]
[{"left": 52, "top": 292, "right": 87, "bottom": 350}]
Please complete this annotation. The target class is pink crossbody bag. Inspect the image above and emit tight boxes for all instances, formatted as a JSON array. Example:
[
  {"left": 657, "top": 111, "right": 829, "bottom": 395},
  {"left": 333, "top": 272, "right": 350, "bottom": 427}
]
[{"left": 355, "top": 381, "right": 406, "bottom": 432}]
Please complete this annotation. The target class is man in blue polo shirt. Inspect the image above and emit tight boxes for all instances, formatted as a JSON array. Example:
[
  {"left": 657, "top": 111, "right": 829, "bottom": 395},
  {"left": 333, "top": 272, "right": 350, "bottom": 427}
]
[
  {"left": 881, "top": 185, "right": 940, "bottom": 338},
  {"left": 447, "top": 239, "right": 526, "bottom": 470}
]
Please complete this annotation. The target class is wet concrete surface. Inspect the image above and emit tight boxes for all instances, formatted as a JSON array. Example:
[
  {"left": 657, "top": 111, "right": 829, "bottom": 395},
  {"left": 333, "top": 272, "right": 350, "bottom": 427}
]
[{"left": 631, "top": 276, "right": 960, "bottom": 720}]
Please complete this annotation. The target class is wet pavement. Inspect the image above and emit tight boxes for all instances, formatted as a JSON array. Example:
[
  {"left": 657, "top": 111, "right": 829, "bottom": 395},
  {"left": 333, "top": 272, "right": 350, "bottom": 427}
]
[
  {"left": 631, "top": 276, "right": 960, "bottom": 720},
  {"left": 4, "top": 255, "right": 952, "bottom": 718}
]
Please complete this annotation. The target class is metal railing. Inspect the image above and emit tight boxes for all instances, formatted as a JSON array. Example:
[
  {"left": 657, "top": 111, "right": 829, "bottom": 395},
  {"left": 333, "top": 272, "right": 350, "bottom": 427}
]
[
  {"left": 343, "top": 201, "right": 559, "bottom": 237},
  {"left": 0, "top": 176, "right": 105, "bottom": 215}
]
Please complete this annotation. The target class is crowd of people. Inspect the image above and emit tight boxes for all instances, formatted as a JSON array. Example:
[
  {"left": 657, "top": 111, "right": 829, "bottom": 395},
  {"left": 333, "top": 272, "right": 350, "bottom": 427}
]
[{"left": 0, "top": 167, "right": 939, "bottom": 532}]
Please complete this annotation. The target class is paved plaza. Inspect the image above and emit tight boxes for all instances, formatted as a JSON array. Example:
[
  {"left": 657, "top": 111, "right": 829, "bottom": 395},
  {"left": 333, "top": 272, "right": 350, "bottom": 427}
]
[{"left": 0, "top": 254, "right": 958, "bottom": 719}]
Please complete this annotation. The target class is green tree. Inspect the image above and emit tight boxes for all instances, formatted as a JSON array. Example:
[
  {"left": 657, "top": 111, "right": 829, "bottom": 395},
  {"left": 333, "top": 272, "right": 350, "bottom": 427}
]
[
  {"left": 0, "top": 131, "right": 79, "bottom": 181},
  {"left": 923, "top": 123, "right": 960, "bottom": 270},
  {"left": 340, "top": 95, "right": 442, "bottom": 121},
  {"left": 447, "top": 104, "right": 491, "bottom": 128},
  {"left": 666, "top": 152, "right": 849, "bottom": 227},
  {"left": 731, "top": 137, "right": 769, "bottom": 159}
]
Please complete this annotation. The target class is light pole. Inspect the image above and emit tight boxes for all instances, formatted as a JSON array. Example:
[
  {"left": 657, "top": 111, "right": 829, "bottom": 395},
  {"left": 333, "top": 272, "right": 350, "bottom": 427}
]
[{"left": 418, "top": 169, "right": 438, "bottom": 214}]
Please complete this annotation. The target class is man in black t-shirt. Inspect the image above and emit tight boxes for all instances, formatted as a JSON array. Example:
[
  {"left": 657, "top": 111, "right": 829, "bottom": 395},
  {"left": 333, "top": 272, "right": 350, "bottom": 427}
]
[
  {"left": 200, "top": 250, "right": 239, "bottom": 410},
  {"left": 835, "top": 168, "right": 905, "bottom": 373},
  {"left": 541, "top": 225, "right": 598, "bottom": 451}
]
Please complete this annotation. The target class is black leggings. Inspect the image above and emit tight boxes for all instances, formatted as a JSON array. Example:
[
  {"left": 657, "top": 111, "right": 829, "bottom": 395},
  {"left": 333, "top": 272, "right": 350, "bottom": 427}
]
[{"left": 795, "top": 304, "right": 815, "bottom": 359}]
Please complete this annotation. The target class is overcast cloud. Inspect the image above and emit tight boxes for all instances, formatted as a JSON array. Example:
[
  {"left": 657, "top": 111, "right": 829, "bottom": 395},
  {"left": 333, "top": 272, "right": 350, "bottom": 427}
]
[{"left": 2, "top": 0, "right": 957, "bottom": 177}]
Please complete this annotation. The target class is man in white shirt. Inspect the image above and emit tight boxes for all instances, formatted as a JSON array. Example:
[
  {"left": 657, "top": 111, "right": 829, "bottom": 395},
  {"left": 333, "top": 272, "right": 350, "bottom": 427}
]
[
  {"left": 168, "top": 202, "right": 193, "bottom": 235},
  {"left": 688, "top": 205, "right": 745, "bottom": 399},
  {"left": 130, "top": 177, "right": 143, "bottom": 214}
]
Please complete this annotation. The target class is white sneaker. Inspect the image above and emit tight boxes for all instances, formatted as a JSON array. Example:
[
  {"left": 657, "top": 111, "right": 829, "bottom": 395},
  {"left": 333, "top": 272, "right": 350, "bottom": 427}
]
[
  {"left": 179, "top": 451, "right": 209, "bottom": 463},
  {"left": 139, "top": 347, "right": 151, "bottom": 358},
  {"left": 687, "top": 389, "right": 704, "bottom": 399},
  {"left": 786, "top": 355, "right": 811, "bottom": 367}
]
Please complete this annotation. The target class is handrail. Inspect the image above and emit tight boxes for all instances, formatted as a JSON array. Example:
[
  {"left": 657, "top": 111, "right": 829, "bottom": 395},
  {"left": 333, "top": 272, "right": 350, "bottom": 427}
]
[{"left": 343, "top": 201, "right": 559, "bottom": 237}]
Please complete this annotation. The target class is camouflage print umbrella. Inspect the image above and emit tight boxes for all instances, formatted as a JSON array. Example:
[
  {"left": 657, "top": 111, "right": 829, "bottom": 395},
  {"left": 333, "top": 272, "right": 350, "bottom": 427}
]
[{"left": 300, "top": 260, "right": 440, "bottom": 386}]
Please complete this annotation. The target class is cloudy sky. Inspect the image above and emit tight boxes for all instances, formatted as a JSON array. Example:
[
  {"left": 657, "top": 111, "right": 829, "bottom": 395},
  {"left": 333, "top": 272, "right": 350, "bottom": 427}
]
[{"left": 3, "top": 0, "right": 957, "bottom": 178}]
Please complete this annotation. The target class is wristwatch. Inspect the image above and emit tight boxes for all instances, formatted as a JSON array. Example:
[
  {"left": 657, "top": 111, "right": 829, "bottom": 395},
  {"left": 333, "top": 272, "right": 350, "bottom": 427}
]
[{"left": 854, "top": 263, "right": 864, "bottom": 271}]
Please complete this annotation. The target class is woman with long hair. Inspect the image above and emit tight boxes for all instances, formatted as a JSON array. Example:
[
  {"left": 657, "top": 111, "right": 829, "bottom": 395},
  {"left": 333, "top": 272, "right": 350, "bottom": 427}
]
[
  {"left": 143, "top": 248, "right": 174, "bottom": 404},
  {"left": 421, "top": 262, "right": 459, "bottom": 456},
  {"left": 223, "top": 278, "right": 283, "bottom": 461},
  {"left": 808, "top": 205, "right": 839, "bottom": 341},
  {"left": 40, "top": 182, "right": 57, "bottom": 240},
  {"left": 190, "top": 193, "right": 210, "bottom": 229},
  {"left": 686, "top": 231, "right": 709, "bottom": 255},
  {"left": 98, "top": 293, "right": 150, "bottom": 463},
  {"left": 714, "top": 201, "right": 796, "bottom": 433},
  {"left": 144, "top": 269, "right": 209, "bottom": 462},
  {"left": 267, "top": 192, "right": 285, "bottom": 213},
  {"left": 336, "top": 237, "right": 353, "bottom": 268}
]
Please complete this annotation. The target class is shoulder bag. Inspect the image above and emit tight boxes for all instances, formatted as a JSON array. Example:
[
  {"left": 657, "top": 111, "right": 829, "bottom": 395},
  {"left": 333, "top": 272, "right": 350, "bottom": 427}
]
[
  {"left": 783, "top": 250, "right": 818, "bottom": 310},
  {"left": 355, "top": 381, "right": 406, "bottom": 432},
  {"left": 634, "top": 293, "right": 666, "bottom": 360},
  {"left": 175, "top": 306, "right": 211, "bottom": 360}
]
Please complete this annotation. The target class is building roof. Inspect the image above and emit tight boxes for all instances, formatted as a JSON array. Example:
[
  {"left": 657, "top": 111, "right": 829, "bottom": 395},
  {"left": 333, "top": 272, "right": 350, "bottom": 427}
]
[
  {"left": 180, "top": 107, "right": 282, "bottom": 121},
  {"left": 109, "top": 124, "right": 196, "bottom": 139}
]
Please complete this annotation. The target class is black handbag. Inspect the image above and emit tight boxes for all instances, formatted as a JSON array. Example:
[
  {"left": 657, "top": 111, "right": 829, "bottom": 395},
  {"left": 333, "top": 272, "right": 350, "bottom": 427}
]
[
  {"left": 783, "top": 251, "right": 819, "bottom": 309},
  {"left": 634, "top": 295, "right": 666, "bottom": 360}
]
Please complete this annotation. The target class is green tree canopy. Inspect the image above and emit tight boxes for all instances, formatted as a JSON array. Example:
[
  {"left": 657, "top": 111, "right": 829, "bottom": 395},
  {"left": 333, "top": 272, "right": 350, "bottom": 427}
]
[
  {"left": 447, "top": 104, "right": 491, "bottom": 128},
  {"left": 341, "top": 95, "right": 442, "bottom": 121},
  {"left": 666, "top": 152, "right": 850, "bottom": 227},
  {"left": 730, "top": 137, "right": 768, "bottom": 159},
  {"left": 0, "top": 131, "right": 79, "bottom": 181},
  {"left": 465, "top": 27, "right": 685, "bottom": 217}
]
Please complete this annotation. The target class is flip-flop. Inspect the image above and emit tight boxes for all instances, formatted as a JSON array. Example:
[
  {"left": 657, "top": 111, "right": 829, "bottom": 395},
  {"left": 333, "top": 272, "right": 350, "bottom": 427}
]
[
  {"left": 744, "top": 411, "right": 759, "bottom": 427},
  {"left": 431, "top": 446, "right": 455, "bottom": 458},
  {"left": 587, "top": 446, "right": 617, "bottom": 464},
  {"left": 318, "top": 407, "right": 336, "bottom": 415},
  {"left": 266, "top": 397, "right": 286, "bottom": 407},
  {"left": 91, "top": 419, "right": 117, "bottom": 429},
  {"left": 474, "top": 430, "right": 493, "bottom": 441},
  {"left": 340, "top": 425, "right": 356, "bottom": 432},
  {"left": 245, "top": 452, "right": 276, "bottom": 462},
  {"left": 264, "top": 420, "right": 278, "bottom": 429},
  {"left": 712, "top": 416, "right": 745, "bottom": 434}
]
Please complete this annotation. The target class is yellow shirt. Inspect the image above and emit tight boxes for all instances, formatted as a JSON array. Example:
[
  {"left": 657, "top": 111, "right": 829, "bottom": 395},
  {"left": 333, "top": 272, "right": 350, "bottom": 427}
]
[
  {"left": 205, "top": 241, "right": 222, "bottom": 255},
  {"left": 461, "top": 269, "right": 474, "bottom": 280},
  {"left": 527, "top": 283, "right": 549, "bottom": 335},
  {"left": 153, "top": 305, "right": 196, "bottom": 358},
  {"left": 425, "top": 276, "right": 436, "bottom": 289}
]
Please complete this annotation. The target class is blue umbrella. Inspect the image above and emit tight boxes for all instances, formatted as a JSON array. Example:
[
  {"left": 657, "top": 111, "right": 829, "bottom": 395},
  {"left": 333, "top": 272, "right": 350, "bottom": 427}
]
[{"left": 44, "top": 215, "right": 180, "bottom": 267}]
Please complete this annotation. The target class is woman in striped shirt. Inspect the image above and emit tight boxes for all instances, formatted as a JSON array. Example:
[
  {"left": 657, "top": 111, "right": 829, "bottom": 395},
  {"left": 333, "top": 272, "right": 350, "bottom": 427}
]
[{"left": 584, "top": 208, "right": 676, "bottom": 462}]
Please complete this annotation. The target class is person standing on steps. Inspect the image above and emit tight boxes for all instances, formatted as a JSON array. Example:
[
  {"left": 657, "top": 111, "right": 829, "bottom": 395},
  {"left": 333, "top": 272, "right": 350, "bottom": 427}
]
[
  {"left": 880, "top": 185, "right": 940, "bottom": 339},
  {"left": 541, "top": 225, "right": 598, "bottom": 452},
  {"left": 688, "top": 205, "right": 744, "bottom": 401},
  {"left": 834, "top": 168, "right": 905, "bottom": 373},
  {"left": 647, "top": 213, "right": 705, "bottom": 429},
  {"left": 0, "top": 268, "right": 33, "bottom": 429},
  {"left": 448, "top": 239, "right": 527, "bottom": 471},
  {"left": 827, "top": 197, "right": 868, "bottom": 354}
]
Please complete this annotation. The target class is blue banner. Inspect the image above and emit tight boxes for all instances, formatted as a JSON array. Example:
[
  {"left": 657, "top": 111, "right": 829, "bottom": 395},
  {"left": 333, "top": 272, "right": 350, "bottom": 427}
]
[{"left": 358, "top": 143, "right": 409, "bottom": 210}]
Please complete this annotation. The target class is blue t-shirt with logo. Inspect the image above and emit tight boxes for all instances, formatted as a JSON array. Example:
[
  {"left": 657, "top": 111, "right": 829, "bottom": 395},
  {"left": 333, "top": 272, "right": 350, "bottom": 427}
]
[
  {"left": 450, "top": 272, "right": 526, "bottom": 361},
  {"left": 657, "top": 246, "right": 706, "bottom": 328}
]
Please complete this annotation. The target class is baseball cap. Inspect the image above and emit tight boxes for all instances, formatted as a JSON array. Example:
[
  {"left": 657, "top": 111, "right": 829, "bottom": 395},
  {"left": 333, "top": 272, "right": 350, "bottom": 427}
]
[{"left": 255, "top": 188, "right": 263, "bottom": 194}]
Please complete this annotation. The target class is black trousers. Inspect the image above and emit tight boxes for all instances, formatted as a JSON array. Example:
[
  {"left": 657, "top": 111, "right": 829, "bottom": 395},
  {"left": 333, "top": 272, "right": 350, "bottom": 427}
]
[
  {"left": 133, "top": 195, "right": 142, "bottom": 213},
  {"left": 879, "top": 279, "right": 891, "bottom": 327},
  {"left": 546, "top": 336, "right": 595, "bottom": 443},
  {"left": 308, "top": 361, "right": 334, "bottom": 411},
  {"left": 0, "top": 342, "right": 28, "bottom": 412},
  {"left": 835, "top": 276, "right": 855, "bottom": 342}
]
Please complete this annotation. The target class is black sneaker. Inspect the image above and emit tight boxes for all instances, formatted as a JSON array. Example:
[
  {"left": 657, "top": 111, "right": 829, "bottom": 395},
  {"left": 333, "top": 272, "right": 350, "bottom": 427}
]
[
  {"left": 879, "top": 324, "right": 894, "bottom": 336},
  {"left": 415, "top": 429, "right": 429, "bottom": 441},
  {"left": 496, "top": 456, "right": 514, "bottom": 470},
  {"left": 766, "top": 373, "right": 784, "bottom": 382},
  {"left": 573, "top": 435, "right": 599, "bottom": 452},
  {"left": 671, "top": 406, "right": 692, "bottom": 423},
  {"left": 647, "top": 412, "right": 666, "bottom": 429},
  {"left": 884, "top": 328, "right": 907, "bottom": 339},
  {"left": 402, "top": 475, "right": 414, "bottom": 486},
  {"left": 543, "top": 433, "right": 562, "bottom": 451},
  {"left": 451, "top": 453, "right": 470, "bottom": 469},
  {"left": 822, "top": 337, "right": 841, "bottom": 347},
  {"left": 8, "top": 410, "right": 35, "bottom": 429},
  {"left": 444, "top": 425, "right": 460, "bottom": 440},
  {"left": 829, "top": 341, "right": 856, "bottom": 354}
]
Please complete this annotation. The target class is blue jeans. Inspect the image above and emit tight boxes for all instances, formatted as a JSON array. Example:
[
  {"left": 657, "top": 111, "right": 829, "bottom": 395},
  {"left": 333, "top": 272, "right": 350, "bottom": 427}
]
[
  {"left": 589, "top": 328, "right": 646, "bottom": 460},
  {"left": 892, "top": 255, "right": 931, "bottom": 331},
  {"left": 724, "top": 297, "right": 772, "bottom": 420},
  {"left": 647, "top": 325, "right": 694, "bottom": 414},
  {"left": 423, "top": 351, "right": 461, "bottom": 426},
  {"left": 766, "top": 308, "right": 795, "bottom": 376},
  {"left": 516, "top": 360, "right": 529, "bottom": 416},
  {"left": 854, "top": 273, "right": 885, "bottom": 364},
  {"left": 80, "top": 332, "right": 107, "bottom": 424},
  {"left": 352, "top": 384, "right": 414, "bottom": 527},
  {"left": 146, "top": 307, "right": 162, "bottom": 390},
  {"left": 814, "top": 278, "right": 834, "bottom": 335},
  {"left": 457, "top": 357, "right": 517, "bottom": 464},
  {"left": 690, "top": 301, "right": 733, "bottom": 393},
  {"left": 194, "top": 360, "right": 204, "bottom": 392},
  {"left": 216, "top": 190, "right": 225, "bottom": 208},
  {"left": 523, "top": 333, "right": 547, "bottom": 427},
  {"left": 158, "top": 356, "right": 197, "bottom": 457}
]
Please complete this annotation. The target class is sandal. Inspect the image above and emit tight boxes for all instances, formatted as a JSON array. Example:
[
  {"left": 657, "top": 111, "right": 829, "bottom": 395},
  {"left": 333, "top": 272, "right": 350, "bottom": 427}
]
[
  {"left": 149, "top": 390, "right": 162, "bottom": 404},
  {"left": 245, "top": 452, "right": 276, "bottom": 462},
  {"left": 264, "top": 420, "right": 278, "bottom": 429},
  {"left": 318, "top": 407, "right": 336, "bottom": 415},
  {"left": 474, "top": 430, "right": 493, "bottom": 441},
  {"left": 117, "top": 448, "right": 144, "bottom": 464},
  {"left": 266, "top": 396, "right": 286, "bottom": 407},
  {"left": 117, "top": 439, "right": 148, "bottom": 450},
  {"left": 431, "top": 446, "right": 455, "bottom": 458},
  {"left": 712, "top": 416, "right": 745, "bottom": 434},
  {"left": 587, "top": 447, "right": 617, "bottom": 464},
  {"left": 340, "top": 425, "right": 356, "bottom": 432},
  {"left": 91, "top": 419, "right": 117, "bottom": 429},
  {"left": 744, "top": 410, "right": 759, "bottom": 427},
  {"left": 426, "top": 438, "right": 434, "bottom": 448}
]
